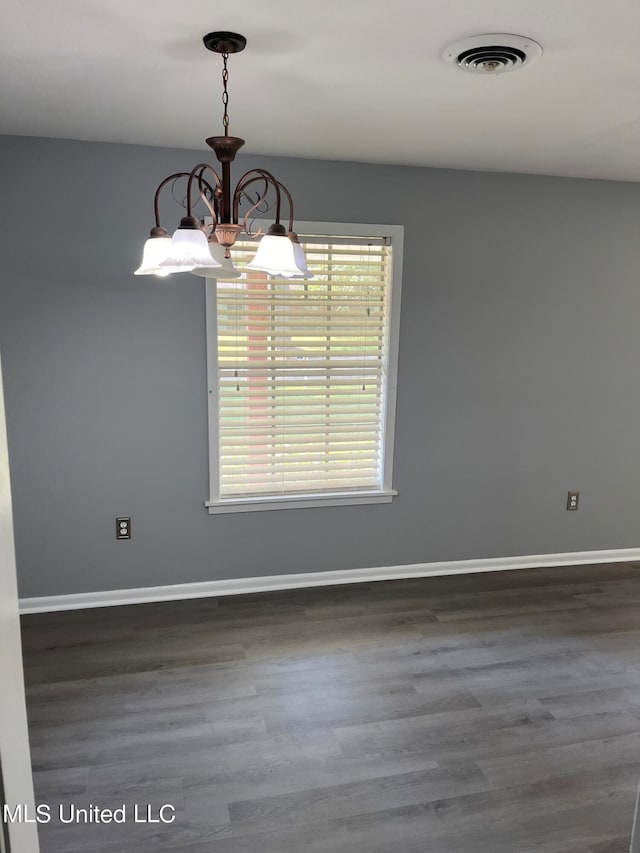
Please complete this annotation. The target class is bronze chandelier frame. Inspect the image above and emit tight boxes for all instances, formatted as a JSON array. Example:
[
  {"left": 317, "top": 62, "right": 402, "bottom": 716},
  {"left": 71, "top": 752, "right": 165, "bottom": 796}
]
[{"left": 147, "top": 32, "right": 299, "bottom": 257}]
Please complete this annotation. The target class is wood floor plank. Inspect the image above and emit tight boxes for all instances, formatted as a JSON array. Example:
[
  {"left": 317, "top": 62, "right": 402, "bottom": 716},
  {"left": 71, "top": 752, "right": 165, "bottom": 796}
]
[
  {"left": 183, "top": 750, "right": 442, "bottom": 824},
  {"left": 85, "top": 731, "right": 343, "bottom": 791},
  {"left": 226, "top": 763, "right": 488, "bottom": 832}
]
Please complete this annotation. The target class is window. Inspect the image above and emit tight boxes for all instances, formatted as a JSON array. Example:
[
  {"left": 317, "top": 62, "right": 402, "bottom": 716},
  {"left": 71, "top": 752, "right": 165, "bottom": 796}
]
[{"left": 205, "top": 221, "right": 403, "bottom": 513}]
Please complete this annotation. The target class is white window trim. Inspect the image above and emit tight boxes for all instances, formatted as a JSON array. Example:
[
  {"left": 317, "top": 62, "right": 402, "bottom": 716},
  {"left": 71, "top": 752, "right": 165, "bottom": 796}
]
[{"left": 204, "top": 220, "right": 404, "bottom": 514}]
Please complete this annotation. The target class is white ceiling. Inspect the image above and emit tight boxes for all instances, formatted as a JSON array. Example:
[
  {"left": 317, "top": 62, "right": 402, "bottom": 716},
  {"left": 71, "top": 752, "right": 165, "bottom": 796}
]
[{"left": 2, "top": 0, "right": 640, "bottom": 181}]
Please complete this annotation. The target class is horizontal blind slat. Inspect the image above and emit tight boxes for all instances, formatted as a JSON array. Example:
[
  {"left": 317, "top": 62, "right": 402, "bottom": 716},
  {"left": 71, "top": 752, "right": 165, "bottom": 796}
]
[
  {"left": 218, "top": 361, "right": 383, "bottom": 371},
  {"left": 219, "top": 422, "right": 381, "bottom": 436},
  {"left": 220, "top": 391, "right": 382, "bottom": 399},
  {"left": 223, "top": 478, "right": 381, "bottom": 495},
  {"left": 221, "top": 470, "right": 381, "bottom": 481},
  {"left": 221, "top": 461, "right": 380, "bottom": 476},
  {"left": 219, "top": 440, "right": 380, "bottom": 453},
  {"left": 221, "top": 452, "right": 380, "bottom": 461}
]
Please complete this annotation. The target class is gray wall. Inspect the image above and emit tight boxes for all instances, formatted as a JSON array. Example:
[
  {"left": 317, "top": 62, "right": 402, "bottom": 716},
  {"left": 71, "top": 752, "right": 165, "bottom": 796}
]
[{"left": 1, "top": 135, "right": 640, "bottom": 599}]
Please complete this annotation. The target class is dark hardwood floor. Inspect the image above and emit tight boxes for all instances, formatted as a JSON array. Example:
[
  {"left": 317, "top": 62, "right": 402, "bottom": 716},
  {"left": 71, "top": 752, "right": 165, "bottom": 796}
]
[{"left": 20, "top": 562, "right": 640, "bottom": 853}]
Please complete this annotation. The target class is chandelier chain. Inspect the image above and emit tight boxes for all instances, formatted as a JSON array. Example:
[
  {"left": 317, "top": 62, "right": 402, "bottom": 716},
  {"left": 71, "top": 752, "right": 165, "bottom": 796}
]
[{"left": 221, "top": 52, "right": 230, "bottom": 136}]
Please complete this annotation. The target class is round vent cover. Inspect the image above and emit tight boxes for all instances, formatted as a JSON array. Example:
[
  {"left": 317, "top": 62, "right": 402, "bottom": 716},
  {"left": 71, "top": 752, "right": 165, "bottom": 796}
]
[{"left": 443, "top": 34, "right": 542, "bottom": 74}]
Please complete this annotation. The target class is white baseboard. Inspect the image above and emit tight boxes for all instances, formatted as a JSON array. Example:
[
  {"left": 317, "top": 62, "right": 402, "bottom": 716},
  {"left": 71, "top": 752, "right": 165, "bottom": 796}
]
[{"left": 19, "top": 548, "right": 640, "bottom": 615}]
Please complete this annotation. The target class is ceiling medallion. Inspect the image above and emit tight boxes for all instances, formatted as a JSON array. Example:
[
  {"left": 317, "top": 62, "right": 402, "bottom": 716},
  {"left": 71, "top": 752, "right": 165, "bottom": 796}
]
[{"left": 135, "top": 31, "right": 311, "bottom": 280}]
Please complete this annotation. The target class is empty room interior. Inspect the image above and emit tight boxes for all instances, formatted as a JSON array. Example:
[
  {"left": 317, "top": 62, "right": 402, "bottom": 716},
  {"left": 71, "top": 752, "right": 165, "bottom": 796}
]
[{"left": 2, "top": 1, "right": 640, "bottom": 851}]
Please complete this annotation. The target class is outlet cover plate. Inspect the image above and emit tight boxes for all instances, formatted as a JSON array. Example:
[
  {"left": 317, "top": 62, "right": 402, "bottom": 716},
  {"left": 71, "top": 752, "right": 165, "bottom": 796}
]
[{"left": 116, "top": 517, "right": 132, "bottom": 539}]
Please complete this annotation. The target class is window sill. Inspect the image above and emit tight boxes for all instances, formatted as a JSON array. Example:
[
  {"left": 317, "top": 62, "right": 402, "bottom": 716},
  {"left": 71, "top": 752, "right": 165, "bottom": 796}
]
[{"left": 205, "top": 489, "right": 398, "bottom": 514}]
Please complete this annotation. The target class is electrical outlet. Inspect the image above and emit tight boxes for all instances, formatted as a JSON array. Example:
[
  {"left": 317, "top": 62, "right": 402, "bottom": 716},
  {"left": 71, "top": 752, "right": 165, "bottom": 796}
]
[
  {"left": 116, "top": 517, "right": 132, "bottom": 539},
  {"left": 566, "top": 491, "right": 579, "bottom": 511}
]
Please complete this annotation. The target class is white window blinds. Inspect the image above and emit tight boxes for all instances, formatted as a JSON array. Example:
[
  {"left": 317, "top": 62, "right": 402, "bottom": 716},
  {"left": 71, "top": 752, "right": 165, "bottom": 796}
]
[{"left": 214, "top": 233, "right": 393, "bottom": 500}]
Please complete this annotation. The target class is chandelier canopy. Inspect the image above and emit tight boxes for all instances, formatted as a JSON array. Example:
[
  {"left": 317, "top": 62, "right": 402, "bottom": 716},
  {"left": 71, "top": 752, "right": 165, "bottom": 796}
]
[{"left": 135, "top": 31, "right": 310, "bottom": 280}]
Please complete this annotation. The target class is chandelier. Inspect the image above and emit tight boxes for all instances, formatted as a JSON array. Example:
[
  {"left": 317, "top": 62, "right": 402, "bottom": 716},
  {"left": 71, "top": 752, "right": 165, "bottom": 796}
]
[{"left": 135, "top": 31, "right": 311, "bottom": 281}]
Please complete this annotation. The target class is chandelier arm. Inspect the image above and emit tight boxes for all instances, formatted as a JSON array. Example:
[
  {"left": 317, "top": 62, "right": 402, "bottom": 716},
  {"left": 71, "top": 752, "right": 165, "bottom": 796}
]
[
  {"left": 153, "top": 170, "right": 219, "bottom": 227},
  {"left": 242, "top": 190, "right": 275, "bottom": 227},
  {"left": 194, "top": 169, "right": 222, "bottom": 226},
  {"left": 186, "top": 163, "right": 223, "bottom": 218},
  {"left": 198, "top": 188, "right": 218, "bottom": 228},
  {"left": 153, "top": 172, "right": 193, "bottom": 228},
  {"left": 232, "top": 176, "right": 270, "bottom": 233},
  {"left": 233, "top": 169, "right": 282, "bottom": 226},
  {"left": 276, "top": 181, "right": 295, "bottom": 233}
]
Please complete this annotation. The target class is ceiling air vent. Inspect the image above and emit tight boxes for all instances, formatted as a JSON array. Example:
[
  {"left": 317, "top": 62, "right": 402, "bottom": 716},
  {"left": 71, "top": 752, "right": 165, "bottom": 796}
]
[{"left": 443, "top": 34, "right": 542, "bottom": 75}]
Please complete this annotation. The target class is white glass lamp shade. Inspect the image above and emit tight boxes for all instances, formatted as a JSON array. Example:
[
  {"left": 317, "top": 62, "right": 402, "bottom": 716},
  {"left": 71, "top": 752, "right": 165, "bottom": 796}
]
[
  {"left": 190, "top": 240, "right": 240, "bottom": 279},
  {"left": 280, "top": 240, "right": 313, "bottom": 279},
  {"left": 246, "top": 233, "right": 307, "bottom": 277},
  {"left": 160, "top": 219, "right": 215, "bottom": 273},
  {"left": 134, "top": 234, "right": 172, "bottom": 276}
]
